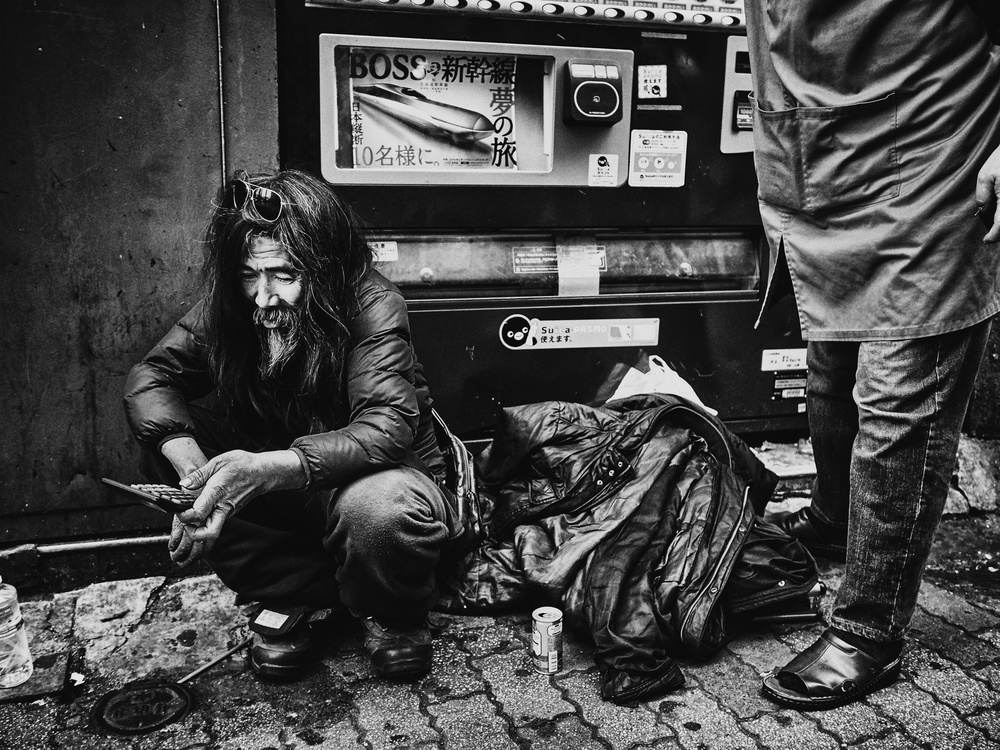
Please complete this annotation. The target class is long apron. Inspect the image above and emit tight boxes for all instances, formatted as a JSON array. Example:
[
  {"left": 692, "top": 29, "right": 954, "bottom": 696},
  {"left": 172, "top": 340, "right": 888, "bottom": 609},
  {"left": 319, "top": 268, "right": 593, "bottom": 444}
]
[{"left": 745, "top": 0, "right": 1000, "bottom": 341}]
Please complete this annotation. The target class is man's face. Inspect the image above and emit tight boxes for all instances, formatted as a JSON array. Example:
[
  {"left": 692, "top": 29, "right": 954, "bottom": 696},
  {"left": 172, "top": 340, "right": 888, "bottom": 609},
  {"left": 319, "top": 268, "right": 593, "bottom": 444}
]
[
  {"left": 240, "top": 237, "right": 304, "bottom": 321},
  {"left": 240, "top": 238, "right": 305, "bottom": 376}
]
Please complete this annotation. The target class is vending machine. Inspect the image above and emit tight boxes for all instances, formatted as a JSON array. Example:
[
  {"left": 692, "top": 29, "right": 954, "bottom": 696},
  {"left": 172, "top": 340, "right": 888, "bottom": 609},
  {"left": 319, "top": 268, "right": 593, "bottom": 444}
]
[{"left": 278, "top": 0, "right": 807, "bottom": 442}]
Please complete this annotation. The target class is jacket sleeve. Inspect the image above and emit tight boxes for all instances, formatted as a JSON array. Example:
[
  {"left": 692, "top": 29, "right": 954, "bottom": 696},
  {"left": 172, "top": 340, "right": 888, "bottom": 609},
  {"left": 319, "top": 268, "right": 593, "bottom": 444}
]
[
  {"left": 290, "top": 280, "right": 421, "bottom": 488},
  {"left": 123, "top": 300, "right": 215, "bottom": 449}
]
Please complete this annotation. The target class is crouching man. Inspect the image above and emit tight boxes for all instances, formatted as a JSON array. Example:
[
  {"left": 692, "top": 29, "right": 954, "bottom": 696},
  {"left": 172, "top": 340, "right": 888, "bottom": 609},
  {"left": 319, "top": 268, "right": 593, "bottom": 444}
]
[{"left": 124, "top": 169, "right": 465, "bottom": 680}]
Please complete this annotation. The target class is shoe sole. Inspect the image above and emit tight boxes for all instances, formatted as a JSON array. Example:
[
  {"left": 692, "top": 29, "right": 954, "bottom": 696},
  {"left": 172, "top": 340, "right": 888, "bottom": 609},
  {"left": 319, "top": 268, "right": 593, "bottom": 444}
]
[
  {"left": 247, "top": 650, "right": 312, "bottom": 681},
  {"left": 374, "top": 657, "right": 431, "bottom": 679},
  {"left": 761, "top": 658, "right": 901, "bottom": 710}
]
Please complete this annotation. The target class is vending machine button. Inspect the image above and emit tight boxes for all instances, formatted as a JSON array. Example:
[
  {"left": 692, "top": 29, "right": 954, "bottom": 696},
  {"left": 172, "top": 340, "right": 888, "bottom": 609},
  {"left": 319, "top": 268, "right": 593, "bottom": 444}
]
[
  {"left": 510, "top": 0, "right": 532, "bottom": 10},
  {"left": 542, "top": 2, "right": 563, "bottom": 13},
  {"left": 603, "top": 7, "right": 624, "bottom": 18},
  {"left": 575, "top": 82, "right": 619, "bottom": 115},
  {"left": 634, "top": 9, "right": 653, "bottom": 20},
  {"left": 573, "top": 4, "right": 594, "bottom": 15},
  {"left": 664, "top": 11, "right": 683, "bottom": 22},
  {"left": 410, "top": 0, "right": 432, "bottom": 5},
  {"left": 564, "top": 59, "right": 624, "bottom": 125},
  {"left": 721, "top": 14, "right": 739, "bottom": 25},
  {"left": 693, "top": 12, "right": 711, "bottom": 23},
  {"left": 477, "top": 0, "right": 499, "bottom": 8}
]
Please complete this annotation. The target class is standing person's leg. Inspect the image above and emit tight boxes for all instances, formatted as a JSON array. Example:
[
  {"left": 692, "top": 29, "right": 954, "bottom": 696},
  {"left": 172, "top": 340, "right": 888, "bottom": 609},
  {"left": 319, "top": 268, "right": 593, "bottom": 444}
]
[
  {"left": 836, "top": 320, "right": 990, "bottom": 642},
  {"left": 323, "top": 466, "right": 464, "bottom": 678},
  {"left": 776, "top": 340, "right": 859, "bottom": 560},
  {"left": 764, "top": 319, "right": 991, "bottom": 709}
]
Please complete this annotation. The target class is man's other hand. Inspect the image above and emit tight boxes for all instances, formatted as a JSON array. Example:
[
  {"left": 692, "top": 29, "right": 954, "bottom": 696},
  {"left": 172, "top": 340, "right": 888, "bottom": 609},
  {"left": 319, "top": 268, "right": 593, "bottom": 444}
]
[
  {"left": 976, "top": 144, "right": 1000, "bottom": 244},
  {"left": 168, "top": 449, "right": 307, "bottom": 564}
]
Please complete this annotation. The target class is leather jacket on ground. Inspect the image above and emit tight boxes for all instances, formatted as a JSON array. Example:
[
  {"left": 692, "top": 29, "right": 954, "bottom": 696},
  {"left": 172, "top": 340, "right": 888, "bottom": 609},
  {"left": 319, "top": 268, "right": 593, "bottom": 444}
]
[{"left": 437, "top": 394, "right": 818, "bottom": 703}]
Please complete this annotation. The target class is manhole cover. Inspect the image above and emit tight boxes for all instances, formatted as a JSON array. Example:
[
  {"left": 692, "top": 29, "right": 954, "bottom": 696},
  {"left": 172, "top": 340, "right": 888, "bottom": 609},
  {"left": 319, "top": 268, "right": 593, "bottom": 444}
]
[{"left": 91, "top": 679, "right": 192, "bottom": 735}]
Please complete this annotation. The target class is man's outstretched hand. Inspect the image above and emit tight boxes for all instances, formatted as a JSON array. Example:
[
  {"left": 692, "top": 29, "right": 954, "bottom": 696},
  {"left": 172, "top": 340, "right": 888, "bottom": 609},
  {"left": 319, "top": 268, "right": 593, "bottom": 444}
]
[{"left": 168, "top": 449, "right": 306, "bottom": 566}]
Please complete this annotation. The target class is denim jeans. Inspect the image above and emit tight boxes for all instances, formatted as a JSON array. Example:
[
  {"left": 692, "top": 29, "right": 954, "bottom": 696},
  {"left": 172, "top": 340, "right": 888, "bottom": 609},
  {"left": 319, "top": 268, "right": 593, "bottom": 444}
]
[
  {"left": 806, "top": 319, "right": 991, "bottom": 642},
  {"left": 139, "top": 406, "right": 465, "bottom": 622}
]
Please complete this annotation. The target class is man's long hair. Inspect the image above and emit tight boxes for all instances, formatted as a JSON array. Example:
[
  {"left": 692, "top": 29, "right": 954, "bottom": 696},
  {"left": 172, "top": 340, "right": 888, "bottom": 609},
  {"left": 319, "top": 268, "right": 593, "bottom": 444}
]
[{"left": 203, "top": 169, "right": 373, "bottom": 440}]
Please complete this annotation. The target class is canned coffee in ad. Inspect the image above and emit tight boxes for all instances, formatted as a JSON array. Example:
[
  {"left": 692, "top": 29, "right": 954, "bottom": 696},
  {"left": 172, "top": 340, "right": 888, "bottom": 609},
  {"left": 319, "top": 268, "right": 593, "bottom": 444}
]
[{"left": 530, "top": 606, "right": 563, "bottom": 674}]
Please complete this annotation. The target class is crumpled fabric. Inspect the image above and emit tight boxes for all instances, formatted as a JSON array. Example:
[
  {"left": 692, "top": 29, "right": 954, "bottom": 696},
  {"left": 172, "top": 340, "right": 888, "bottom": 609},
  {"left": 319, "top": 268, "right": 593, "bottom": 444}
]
[{"left": 436, "top": 395, "right": 818, "bottom": 703}]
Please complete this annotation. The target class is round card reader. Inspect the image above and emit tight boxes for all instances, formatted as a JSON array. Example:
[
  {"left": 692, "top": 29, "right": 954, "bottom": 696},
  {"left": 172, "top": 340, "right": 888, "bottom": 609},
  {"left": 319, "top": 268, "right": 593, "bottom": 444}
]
[{"left": 564, "top": 59, "right": 624, "bottom": 125}]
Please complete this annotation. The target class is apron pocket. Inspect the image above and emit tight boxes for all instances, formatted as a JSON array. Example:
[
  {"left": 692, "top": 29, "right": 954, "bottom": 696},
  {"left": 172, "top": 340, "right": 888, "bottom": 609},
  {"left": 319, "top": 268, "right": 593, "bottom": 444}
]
[{"left": 752, "top": 92, "right": 900, "bottom": 215}]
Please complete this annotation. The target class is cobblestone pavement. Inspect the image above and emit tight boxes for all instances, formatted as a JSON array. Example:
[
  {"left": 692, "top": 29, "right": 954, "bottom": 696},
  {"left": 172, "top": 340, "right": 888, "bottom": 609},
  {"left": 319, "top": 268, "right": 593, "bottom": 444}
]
[{"left": 2, "top": 514, "right": 1000, "bottom": 749}]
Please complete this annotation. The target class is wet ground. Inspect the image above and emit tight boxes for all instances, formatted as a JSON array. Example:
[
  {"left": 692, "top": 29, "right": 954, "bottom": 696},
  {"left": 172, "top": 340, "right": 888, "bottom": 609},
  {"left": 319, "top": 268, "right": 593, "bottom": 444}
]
[{"left": 926, "top": 512, "right": 1000, "bottom": 599}]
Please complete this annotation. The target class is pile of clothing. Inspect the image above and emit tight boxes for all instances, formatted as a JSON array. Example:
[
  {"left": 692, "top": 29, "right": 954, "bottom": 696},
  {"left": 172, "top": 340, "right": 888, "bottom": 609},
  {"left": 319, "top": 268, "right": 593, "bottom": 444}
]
[{"left": 437, "top": 393, "right": 818, "bottom": 703}]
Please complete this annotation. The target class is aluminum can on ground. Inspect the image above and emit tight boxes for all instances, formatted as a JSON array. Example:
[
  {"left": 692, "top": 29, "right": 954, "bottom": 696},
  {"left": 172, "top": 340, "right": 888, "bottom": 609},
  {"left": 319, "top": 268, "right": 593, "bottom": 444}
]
[{"left": 531, "top": 606, "right": 563, "bottom": 674}]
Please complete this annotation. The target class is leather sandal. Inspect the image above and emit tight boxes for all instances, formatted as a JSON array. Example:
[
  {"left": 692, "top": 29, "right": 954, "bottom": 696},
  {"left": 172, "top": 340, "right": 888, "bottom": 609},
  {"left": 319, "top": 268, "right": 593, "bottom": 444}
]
[
  {"left": 774, "top": 507, "right": 848, "bottom": 562},
  {"left": 761, "top": 629, "right": 901, "bottom": 710}
]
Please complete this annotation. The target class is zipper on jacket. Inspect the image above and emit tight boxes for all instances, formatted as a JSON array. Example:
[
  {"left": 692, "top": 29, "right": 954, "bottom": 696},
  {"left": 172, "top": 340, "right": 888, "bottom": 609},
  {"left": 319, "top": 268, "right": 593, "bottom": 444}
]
[{"left": 678, "top": 483, "right": 752, "bottom": 645}]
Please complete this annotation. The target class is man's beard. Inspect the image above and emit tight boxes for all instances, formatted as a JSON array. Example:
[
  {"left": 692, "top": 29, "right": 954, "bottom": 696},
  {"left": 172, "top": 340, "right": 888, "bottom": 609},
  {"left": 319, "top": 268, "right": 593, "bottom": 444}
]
[{"left": 253, "top": 306, "right": 303, "bottom": 379}]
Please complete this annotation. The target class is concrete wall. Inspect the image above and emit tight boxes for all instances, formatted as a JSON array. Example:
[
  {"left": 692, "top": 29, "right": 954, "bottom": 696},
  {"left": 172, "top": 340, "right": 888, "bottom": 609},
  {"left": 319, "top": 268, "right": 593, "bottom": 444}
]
[{"left": 1, "top": 0, "right": 277, "bottom": 544}]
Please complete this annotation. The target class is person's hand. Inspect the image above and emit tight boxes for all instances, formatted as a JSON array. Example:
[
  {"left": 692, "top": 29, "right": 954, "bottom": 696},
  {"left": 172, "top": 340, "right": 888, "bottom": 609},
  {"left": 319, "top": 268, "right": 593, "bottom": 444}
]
[
  {"left": 976, "top": 145, "right": 1000, "bottom": 244},
  {"left": 168, "top": 449, "right": 306, "bottom": 565}
]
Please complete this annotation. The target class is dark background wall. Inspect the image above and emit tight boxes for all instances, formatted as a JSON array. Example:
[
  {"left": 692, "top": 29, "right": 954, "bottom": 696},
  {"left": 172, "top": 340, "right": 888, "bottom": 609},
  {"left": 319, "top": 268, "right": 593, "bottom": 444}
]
[
  {"left": 1, "top": 0, "right": 278, "bottom": 544},
  {"left": 2, "top": 0, "right": 999, "bottom": 548}
]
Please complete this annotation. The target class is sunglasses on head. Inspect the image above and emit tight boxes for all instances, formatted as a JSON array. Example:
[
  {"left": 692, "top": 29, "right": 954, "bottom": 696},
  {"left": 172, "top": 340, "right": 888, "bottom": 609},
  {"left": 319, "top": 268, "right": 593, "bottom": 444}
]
[{"left": 231, "top": 171, "right": 283, "bottom": 223}]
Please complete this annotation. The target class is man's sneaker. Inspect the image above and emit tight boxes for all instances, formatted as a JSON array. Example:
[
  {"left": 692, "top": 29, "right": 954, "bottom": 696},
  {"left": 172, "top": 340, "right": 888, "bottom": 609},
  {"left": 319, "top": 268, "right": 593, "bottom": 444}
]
[
  {"left": 244, "top": 603, "right": 320, "bottom": 680},
  {"left": 360, "top": 615, "right": 432, "bottom": 679}
]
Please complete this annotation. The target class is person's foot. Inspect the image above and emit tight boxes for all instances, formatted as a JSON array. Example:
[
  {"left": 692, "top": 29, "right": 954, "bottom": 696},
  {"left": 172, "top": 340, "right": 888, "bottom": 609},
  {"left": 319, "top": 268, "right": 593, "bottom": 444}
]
[
  {"left": 360, "top": 615, "right": 432, "bottom": 679},
  {"left": 774, "top": 507, "right": 848, "bottom": 562},
  {"left": 244, "top": 603, "right": 320, "bottom": 680},
  {"left": 761, "top": 628, "right": 903, "bottom": 710},
  {"left": 248, "top": 624, "right": 319, "bottom": 679}
]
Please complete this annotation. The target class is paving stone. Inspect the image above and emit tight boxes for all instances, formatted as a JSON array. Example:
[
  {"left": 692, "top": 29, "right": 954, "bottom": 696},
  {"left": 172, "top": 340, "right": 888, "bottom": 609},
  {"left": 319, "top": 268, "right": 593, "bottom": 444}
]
[
  {"left": 91, "top": 575, "right": 245, "bottom": 683},
  {"left": 802, "top": 689, "right": 900, "bottom": 746},
  {"left": 419, "top": 631, "right": 486, "bottom": 704},
  {"left": 918, "top": 581, "right": 1000, "bottom": 633},
  {"left": 725, "top": 629, "right": 797, "bottom": 674},
  {"left": 354, "top": 678, "right": 438, "bottom": 749},
  {"left": 868, "top": 680, "right": 991, "bottom": 749},
  {"left": 682, "top": 648, "right": 777, "bottom": 719},
  {"left": 906, "top": 647, "right": 1000, "bottom": 715},
  {"left": 977, "top": 629, "right": 1000, "bottom": 651},
  {"left": 20, "top": 592, "right": 77, "bottom": 656},
  {"left": 475, "top": 649, "right": 576, "bottom": 724},
  {"left": 455, "top": 615, "right": 527, "bottom": 659},
  {"left": 72, "top": 576, "right": 164, "bottom": 670},
  {"left": 323, "top": 649, "right": 376, "bottom": 683},
  {"left": 850, "top": 735, "right": 922, "bottom": 750},
  {"left": 515, "top": 714, "right": 606, "bottom": 750},
  {"left": 428, "top": 693, "right": 519, "bottom": 749},
  {"left": 909, "top": 610, "right": 1000, "bottom": 668},
  {"left": 214, "top": 695, "right": 353, "bottom": 750},
  {"left": 652, "top": 679, "right": 757, "bottom": 750},
  {"left": 743, "top": 711, "right": 841, "bottom": 750},
  {"left": 965, "top": 706, "right": 1000, "bottom": 747},
  {"left": 557, "top": 669, "right": 669, "bottom": 748},
  {"left": 973, "top": 663, "right": 1000, "bottom": 693}
]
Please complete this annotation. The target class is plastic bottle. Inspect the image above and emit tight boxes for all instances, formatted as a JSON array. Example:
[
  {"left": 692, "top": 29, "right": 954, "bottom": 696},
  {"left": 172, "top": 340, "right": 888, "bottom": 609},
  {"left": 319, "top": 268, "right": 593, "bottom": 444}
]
[{"left": 0, "top": 575, "right": 33, "bottom": 688}]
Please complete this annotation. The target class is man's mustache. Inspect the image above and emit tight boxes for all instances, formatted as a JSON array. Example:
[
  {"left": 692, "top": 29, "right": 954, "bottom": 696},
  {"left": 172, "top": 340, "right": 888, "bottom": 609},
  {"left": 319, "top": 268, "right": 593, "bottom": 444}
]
[{"left": 253, "top": 306, "right": 298, "bottom": 329}]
